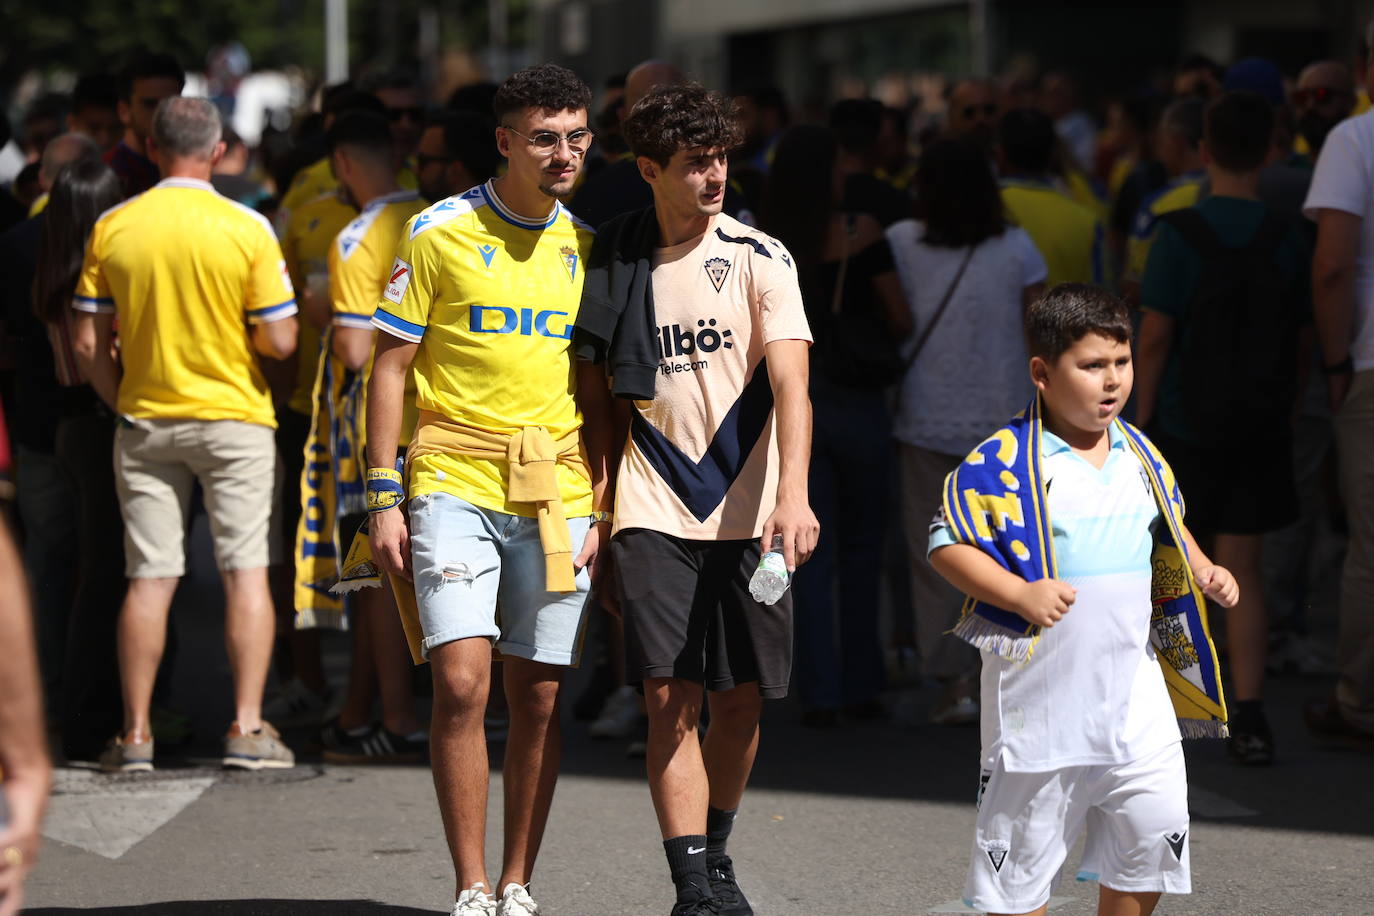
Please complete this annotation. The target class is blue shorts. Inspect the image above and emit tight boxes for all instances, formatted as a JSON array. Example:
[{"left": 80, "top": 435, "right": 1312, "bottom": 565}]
[{"left": 407, "top": 491, "right": 592, "bottom": 665}]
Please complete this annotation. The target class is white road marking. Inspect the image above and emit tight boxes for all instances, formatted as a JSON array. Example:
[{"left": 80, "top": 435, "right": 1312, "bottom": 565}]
[{"left": 43, "top": 769, "right": 217, "bottom": 859}]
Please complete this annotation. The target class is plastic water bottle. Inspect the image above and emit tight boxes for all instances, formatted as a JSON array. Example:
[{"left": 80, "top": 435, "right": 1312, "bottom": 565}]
[{"left": 749, "top": 534, "right": 790, "bottom": 605}]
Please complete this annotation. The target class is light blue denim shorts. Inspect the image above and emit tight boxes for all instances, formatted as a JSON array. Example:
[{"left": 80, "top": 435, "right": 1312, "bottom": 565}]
[{"left": 408, "top": 491, "right": 591, "bottom": 664}]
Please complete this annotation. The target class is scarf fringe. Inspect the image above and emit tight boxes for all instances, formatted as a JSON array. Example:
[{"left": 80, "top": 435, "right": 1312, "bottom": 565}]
[
  {"left": 295, "top": 607, "right": 348, "bottom": 631},
  {"left": 1178, "top": 718, "right": 1229, "bottom": 739},
  {"left": 330, "top": 575, "right": 382, "bottom": 595},
  {"left": 952, "top": 615, "right": 1036, "bottom": 662}
]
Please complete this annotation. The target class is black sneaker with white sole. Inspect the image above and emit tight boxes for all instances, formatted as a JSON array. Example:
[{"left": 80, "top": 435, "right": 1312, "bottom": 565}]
[{"left": 323, "top": 725, "right": 428, "bottom": 764}]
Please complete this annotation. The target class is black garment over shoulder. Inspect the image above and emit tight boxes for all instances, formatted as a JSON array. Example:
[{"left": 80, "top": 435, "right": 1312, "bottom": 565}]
[{"left": 572, "top": 205, "right": 662, "bottom": 400}]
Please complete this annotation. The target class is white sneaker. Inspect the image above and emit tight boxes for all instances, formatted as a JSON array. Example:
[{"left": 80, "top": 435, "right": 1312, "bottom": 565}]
[
  {"left": 451, "top": 884, "right": 497, "bottom": 915},
  {"left": 496, "top": 883, "right": 540, "bottom": 915},
  {"left": 589, "top": 685, "right": 645, "bottom": 739}
]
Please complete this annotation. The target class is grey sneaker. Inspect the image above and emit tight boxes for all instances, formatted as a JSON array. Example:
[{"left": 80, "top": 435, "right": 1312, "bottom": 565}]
[
  {"left": 223, "top": 721, "right": 295, "bottom": 770},
  {"left": 99, "top": 735, "right": 154, "bottom": 773}
]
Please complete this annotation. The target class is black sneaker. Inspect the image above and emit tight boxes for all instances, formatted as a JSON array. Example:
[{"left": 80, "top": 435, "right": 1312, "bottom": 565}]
[
  {"left": 1227, "top": 717, "right": 1274, "bottom": 766},
  {"left": 708, "top": 856, "right": 753, "bottom": 916},
  {"left": 323, "top": 725, "right": 428, "bottom": 764},
  {"left": 669, "top": 884, "right": 721, "bottom": 916}
]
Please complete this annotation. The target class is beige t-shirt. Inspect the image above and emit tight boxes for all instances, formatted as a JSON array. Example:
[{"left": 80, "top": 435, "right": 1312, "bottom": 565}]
[{"left": 613, "top": 213, "right": 812, "bottom": 540}]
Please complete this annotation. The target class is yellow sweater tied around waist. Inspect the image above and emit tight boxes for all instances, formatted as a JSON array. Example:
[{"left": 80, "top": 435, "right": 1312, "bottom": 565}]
[{"left": 335, "top": 411, "right": 589, "bottom": 664}]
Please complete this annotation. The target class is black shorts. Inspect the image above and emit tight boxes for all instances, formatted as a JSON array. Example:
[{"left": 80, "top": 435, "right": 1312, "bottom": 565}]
[
  {"left": 1152, "top": 429, "right": 1299, "bottom": 536},
  {"left": 612, "top": 528, "right": 792, "bottom": 699}
]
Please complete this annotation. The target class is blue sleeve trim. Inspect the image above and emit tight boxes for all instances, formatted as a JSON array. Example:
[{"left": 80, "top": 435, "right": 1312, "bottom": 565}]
[
  {"left": 372, "top": 308, "right": 424, "bottom": 342},
  {"left": 247, "top": 299, "right": 298, "bottom": 323},
  {"left": 333, "top": 313, "right": 377, "bottom": 330}
]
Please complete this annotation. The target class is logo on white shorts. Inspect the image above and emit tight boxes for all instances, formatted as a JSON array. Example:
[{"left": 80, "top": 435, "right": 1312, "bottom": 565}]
[
  {"left": 1165, "top": 830, "right": 1187, "bottom": 861},
  {"left": 383, "top": 257, "right": 412, "bottom": 304},
  {"left": 982, "top": 839, "right": 1009, "bottom": 873}
]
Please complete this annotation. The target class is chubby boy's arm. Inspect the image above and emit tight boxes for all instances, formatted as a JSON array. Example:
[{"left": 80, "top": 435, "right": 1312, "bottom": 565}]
[
  {"left": 929, "top": 543, "right": 1076, "bottom": 628},
  {"left": 1177, "top": 522, "right": 1239, "bottom": 608}
]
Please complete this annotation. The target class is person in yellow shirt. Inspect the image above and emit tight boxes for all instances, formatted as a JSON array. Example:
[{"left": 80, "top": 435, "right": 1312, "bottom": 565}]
[
  {"left": 998, "top": 108, "right": 1105, "bottom": 287},
  {"left": 314, "top": 110, "right": 429, "bottom": 763},
  {"left": 366, "top": 64, "right": 599, "bottom": 916},
  {"left": 1125, "top": 98, "right": 1206, "bottom": 294},
  {"left": 278, "top": 88, "right": 419, "bottom": 230},
  {"left": 71, "top": 97, "right": 299, "bottom": 773}
]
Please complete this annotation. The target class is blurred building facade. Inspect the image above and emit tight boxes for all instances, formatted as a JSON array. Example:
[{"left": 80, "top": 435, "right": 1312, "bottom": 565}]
[{"left": 533, "top": 0, "right": 1374, "bottom": 111}]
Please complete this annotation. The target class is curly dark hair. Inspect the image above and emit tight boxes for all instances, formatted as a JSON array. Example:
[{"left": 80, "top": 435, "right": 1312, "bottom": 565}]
[
  {"left": 1024, "top": 283, "right": 1133, "bottom": 362},
  {"left": 623, "top": 83, "right": 743, "bottom": 166},
  {"left": 492, "top": 64, "right": 591, "bottom": 122}
]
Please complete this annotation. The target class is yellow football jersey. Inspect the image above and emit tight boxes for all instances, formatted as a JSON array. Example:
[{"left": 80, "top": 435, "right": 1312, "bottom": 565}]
[
  {"left": 328, "top": 189, "right": 427, "bottom": 446},
  {"left": 74, "top": 177, "right": 296, "bottom": 427},
  {"left": 279, "top": 156, "right": 418, "bottom": 225},
  {"left": 371, "top": 179, "right": 595, "bottom": 517},
  {"left": 1001, "top": 179, "right": 1104, "bottom": 287},
  {"left": 281, "top": 190, "right": 357, "bottom": 416},
  {"left": 1126, "top": 175, "right": 1204, "bottom": 282}
]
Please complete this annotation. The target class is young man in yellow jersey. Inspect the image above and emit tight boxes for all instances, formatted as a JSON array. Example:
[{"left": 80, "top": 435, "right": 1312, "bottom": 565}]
[
  {"left": 317, "top": 110, "right": 430, "bottom": 763},
  {"left": 366, "top": 65, "right": 600, "bottom": 916},
  {"left": 71, "top": 97, "right": 299, "bottom": 772}
]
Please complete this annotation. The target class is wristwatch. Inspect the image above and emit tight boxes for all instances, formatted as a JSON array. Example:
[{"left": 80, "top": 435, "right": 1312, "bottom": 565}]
[{"left": 590, "top": 510, "right": 613, "bottom": 525}]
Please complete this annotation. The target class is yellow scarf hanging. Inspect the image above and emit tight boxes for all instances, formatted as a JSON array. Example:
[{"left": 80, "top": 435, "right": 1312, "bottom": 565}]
[{"left": 335, "top": 411, "right": 590, "bottom": 663}]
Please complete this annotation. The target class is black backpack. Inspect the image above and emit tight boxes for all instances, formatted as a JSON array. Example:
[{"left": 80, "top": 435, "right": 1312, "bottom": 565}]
[{"left": 1157, "top": 207, "right": 1298, "bottom": 444}]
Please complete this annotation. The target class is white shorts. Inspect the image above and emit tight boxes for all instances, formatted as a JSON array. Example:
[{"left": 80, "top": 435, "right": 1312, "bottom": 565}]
[{"left": 965, "top": 741, "right": 1191, "bottom": 913}]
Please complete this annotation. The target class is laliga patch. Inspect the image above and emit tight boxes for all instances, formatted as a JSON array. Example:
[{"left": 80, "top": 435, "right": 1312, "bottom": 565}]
[
  {"left": 278, "top": 259, "right": 293, "bottom": 295},
  {"left": 981, "top": 839, "right": 1010, "bottom": 873},
  {"left": 703, "top": 257, "right": 732, "bottom": 293},
  {"left": 383, "top": 257, "right": 412, "bottom": 304}
]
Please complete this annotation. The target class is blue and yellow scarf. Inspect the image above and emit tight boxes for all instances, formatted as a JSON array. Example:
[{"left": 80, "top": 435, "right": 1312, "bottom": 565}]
[
  {"left": 292, "top": 332, "right": 365, "bottom": 631},
  {"left": 940, "top": 396, "right": 1228, "bottom": 738}
]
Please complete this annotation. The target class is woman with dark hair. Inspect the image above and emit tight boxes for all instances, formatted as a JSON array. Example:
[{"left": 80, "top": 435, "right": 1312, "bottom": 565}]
[
  {"left": 886, "top": 137, "right": 1046, "bottom": 727},
  {"left": 760, "top": 123, "right": 911, "bottom": 727},
  {"left": 31, "top": 156, "right": 127, "bottom": 761}
]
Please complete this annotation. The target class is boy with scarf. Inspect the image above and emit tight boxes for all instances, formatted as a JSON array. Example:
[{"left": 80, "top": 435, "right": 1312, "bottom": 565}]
[{"left": 927, "top": 284, "right": 1237, "bottom": 916}]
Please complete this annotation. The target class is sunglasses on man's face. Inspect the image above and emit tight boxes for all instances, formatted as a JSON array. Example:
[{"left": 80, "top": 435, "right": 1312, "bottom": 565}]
[
  {"left": 962, "top": 103, "right": 997, "bottom": 119},
  {"left": 386, "top": 106, "right": 423, "bottom": 123},
  {"left": 1293, "top": 87, "right": 1351, "bottom": 107}
]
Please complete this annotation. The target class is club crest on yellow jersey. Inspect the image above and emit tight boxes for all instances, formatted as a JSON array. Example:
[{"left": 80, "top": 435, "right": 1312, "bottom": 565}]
[{"left": 560, "top": 245, "right": 579, "bottom": 282}]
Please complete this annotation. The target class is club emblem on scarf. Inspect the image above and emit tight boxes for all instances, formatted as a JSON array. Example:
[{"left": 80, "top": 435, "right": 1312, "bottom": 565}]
[
  {"left": 560, "top": 245, "right": 579, "bottom": 282},
  {"left": 703, "top": 257, "right": 732, "bottom": 292}
]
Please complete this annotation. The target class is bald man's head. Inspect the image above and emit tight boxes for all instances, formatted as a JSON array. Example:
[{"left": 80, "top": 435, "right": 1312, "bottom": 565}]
[
  {"left": 624, "top": 60, "right": 685, "bottom": 114},
  {"left": 39, "top": 132, "right": 100, "bottom": 191},
  {"left": 1296, "top": 60, "right": 1357, "bottom": 154}
]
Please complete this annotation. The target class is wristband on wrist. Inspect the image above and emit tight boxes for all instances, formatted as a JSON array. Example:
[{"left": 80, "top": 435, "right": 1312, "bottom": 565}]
[
  {"left": 1322, "top": 356, "right": 1354, "bottom": 376},
  {"left": 366, "top": 467, "right": 405, "bottom": 513},
  {"left": 590, "top": 510, "right": 613, "bottom": 525}
]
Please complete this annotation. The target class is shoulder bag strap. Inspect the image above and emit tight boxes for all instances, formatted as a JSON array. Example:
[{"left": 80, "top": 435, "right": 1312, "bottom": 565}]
[{"left": 905, "top": 242, "right": 976, "bottom": 371}]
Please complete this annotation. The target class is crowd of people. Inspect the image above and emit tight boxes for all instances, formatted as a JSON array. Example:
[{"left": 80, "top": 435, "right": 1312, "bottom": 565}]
[{"left": 0, "top": 24, "right": 1371, "bottom": 916}]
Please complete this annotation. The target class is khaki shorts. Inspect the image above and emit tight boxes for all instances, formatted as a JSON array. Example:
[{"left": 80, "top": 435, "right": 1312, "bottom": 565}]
[{"left": 115, "top": 419, "right": 279, "bottom": 578}]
